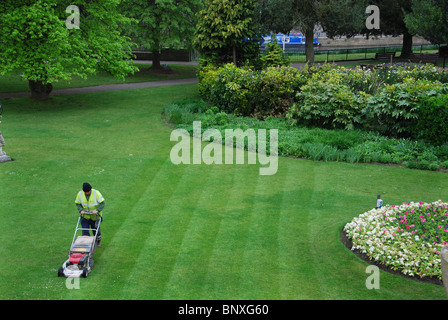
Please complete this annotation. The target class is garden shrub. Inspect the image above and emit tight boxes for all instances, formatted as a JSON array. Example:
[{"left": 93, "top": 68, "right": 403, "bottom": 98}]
[
  {"left": 198, "top": 62, "right": 448, "bottom": 152},
  {"left": 412, "top": 94, "right": 448, "bottom": 145},
  {"left": 198, "top": 63, "right": 306, "bottom": 118},
  {"left": 286, "top": 69, "right": 368, "bottom": 130},
  {"left": 252, "top": 66, "right": 305, "bottom": 118},
  {"left": 378, "top": 63, "right": 448, "bottom": 85},
  {"left": 260, "top": 36, "right": 290, "bottom": 68},
  {"left": 364, "top": 79, "right": 448, "bottom": 138}
]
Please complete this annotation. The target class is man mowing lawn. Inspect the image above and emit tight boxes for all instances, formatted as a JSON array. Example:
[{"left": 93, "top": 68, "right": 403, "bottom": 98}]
[{"left": 75, "top": 183, "right": 105, "bottom": 247}]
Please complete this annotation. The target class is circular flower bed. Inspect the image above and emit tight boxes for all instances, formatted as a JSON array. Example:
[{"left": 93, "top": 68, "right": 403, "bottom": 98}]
[{"left": 344, "top": 200, "right": 448, "bottom": 281}]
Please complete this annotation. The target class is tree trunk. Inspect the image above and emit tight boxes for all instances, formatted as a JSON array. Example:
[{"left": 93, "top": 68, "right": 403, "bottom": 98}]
[
  {"left": 400, "top": 30, "right": 413, "bottom": 59},
  {"left": 151, "top": 49, "right": 162, "bottom": 71},
  {"left": 305, "top": 27, "right": 315, "bottom": 65},
  {"left": 29, "top": 80, "right": 53, "bottom": 100}
]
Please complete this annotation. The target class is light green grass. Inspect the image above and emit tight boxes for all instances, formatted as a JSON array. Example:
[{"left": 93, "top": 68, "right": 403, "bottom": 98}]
[
  {"left": 0, "top": 63, "right": 197, "bottom": 93},
  {"left": 0, "top": 85, "right": 446, "bottom": 299}
]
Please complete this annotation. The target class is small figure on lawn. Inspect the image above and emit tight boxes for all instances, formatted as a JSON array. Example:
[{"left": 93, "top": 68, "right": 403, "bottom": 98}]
[{"left": 0, "top": 104, "right": 12, "bottom": 162}]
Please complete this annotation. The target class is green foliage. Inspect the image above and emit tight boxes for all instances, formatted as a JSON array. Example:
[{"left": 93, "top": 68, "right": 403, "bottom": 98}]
[
  {"left": 122, "top": 0, "right": 201, "bottom": 69},
  {"left": 260, "top": 36, "right": 290, "bottom": 68},
  {"left": 194, "top": 0, "right": 260, "bottom": 66},
  {"left": 163, "top": 98, "right": 448, "bottom": 171},
  {"left": 364, "top": 79, "right": 448, "bottom": 138},
  {"left": 0, "top": 0, "right": 137, "bottom": 92},
  {"left": 286, "top": 68, "right": 368, "bottom": 130},
  {"left": 198, "top": 62, "right": 448, "bottom": 148},
  {"left": 198, "top": 63, "right": 306, "bottom": 118},
  {"left": 405, "top": 0, "right": 448, "bottom": 45},
  {"left": 413, "top": 94, "right": 448, "bottom": 145}
]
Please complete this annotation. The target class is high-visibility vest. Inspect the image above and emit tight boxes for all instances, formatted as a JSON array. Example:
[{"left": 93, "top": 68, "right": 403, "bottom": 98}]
[{"left": 75, "top": 189, "right": 104, "bottom": 221}]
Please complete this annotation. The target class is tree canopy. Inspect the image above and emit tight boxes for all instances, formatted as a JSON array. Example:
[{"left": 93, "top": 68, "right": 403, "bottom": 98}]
[
  {"left": 122, "top": 0, "right": 202, "bottom": 71},
  {"left": 404, "top": 0, "right": 448, "bottom": 46},
  {"left": 361, "top": 0, "right": 415, "bottom": 58},
  {"left": 257, "top": 0, "right": 365, "bottom": 64},
  {"left": 0, "top": 0, "right": 137, "bottom": 100},
  {"left": 194, "top": 0, "right": 261, "bottom": 66}
]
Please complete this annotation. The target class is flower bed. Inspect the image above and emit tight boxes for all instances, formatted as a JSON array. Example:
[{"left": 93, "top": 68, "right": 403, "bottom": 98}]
[{"left": 344, "top": 200, "right": 448, "bottom": 281}]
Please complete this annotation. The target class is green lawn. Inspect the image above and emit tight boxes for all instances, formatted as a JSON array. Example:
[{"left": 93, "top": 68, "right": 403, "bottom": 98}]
[
  {"left": 0, "top": 84, "right": 446, "bottom": 299},
  {"left": 0, "top": 63, "right": 197, "bottom": 93}
]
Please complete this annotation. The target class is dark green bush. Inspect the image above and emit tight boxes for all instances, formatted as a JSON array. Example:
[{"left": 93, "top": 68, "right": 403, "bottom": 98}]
[
  {"left": 286, "top": 69, "right": 367, "bottom": 130},
  {"left": 198, "top": 64, "right": 306, "bottom": 118},
  {"left": 412, "top": 94, "right": 448, "bottom": 145},
  {"left": 364, "top": 79, "right": 448, "bottom": 138}
]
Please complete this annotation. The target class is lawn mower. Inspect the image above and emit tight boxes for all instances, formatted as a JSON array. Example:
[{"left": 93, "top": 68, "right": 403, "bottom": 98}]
[{"left": 58, "top": 211, "right": 101, "bottom": 278}]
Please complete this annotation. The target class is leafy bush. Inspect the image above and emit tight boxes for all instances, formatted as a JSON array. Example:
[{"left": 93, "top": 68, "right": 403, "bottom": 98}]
[
  {"left": 412, "top": 94, "right": 448, "bottom": 145},
  {"left": 252, "top": 66, "right": 304, "bottom": 118},
  {"left": 286, "top": 69, "right": 368, "bottom": 130},
  {"left": 198, "top": 63, "right": 306, "bottom": 118},
  {"left": 364, "top": 79, "right": 448, "bottom": 138},
  {"left": 198, "top": 62, "right": 448, "bottom": 150},
  {"left": 260, "top": 36, "right": 290, "bottom": 68},
  {"left": 377, "top": 63, "right": 448, "bottom": 84}
]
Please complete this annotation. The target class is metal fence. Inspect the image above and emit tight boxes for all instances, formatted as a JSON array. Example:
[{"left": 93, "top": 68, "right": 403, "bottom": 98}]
[{"left": 283, "top": 44, "right": 442, "bottom": 63}]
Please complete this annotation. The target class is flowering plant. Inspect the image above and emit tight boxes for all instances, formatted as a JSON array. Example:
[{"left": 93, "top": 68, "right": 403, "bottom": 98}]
[{"left": 344, "top": 200, "right": 448, "bottom": 280}]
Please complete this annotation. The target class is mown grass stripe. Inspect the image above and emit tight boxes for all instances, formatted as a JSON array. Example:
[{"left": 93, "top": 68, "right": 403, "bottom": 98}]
[
  {"left": 199, "top": 165, "right": 260, "bottom": 299},
  {"left": 276, "top": 158, "right": 321, "bottom": 299},
  {"left": 235, "top": 166, "right": 289, "bottom": 299},
  {"left": 116, "top": 163, "right": 213, "bottom": 299},
  {"left": 161, "top": 165, "right": 235, "bottom": 299}
]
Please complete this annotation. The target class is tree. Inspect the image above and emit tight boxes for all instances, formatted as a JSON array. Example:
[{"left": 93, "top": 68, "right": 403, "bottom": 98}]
[
  {"left": 404, "top": 0, "right": 448, "bottom": 45},
  {"left": 257, "top": 0, "right": 365, "bottom": 64},
  {"left": 0, "top": 0, "right": 137, "bottom": 100},
  {"left": 260, "top": 36, "right": 290, "bottom": 67},
  {"left": 256, "top": 0, "right": 297, "bottom": 34},
  {"left": 361, "top": 0, "right": 414, "bottom": 58},
  {"left": 122, "top": 0, "right": 202, "bottom": 71},
  {"left": 194, "top": 0, "right": 261, "bottom": 66}
]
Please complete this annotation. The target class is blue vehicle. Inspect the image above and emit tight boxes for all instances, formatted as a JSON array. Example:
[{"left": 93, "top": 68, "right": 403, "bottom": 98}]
[{"left": 262, "top": 33, "right": 320, "bottom": 48}]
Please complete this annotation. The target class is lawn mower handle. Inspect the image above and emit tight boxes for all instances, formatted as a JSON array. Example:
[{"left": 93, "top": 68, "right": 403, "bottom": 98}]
[{"left": 81, "top": 210, "right": 98, "bottom": 215}]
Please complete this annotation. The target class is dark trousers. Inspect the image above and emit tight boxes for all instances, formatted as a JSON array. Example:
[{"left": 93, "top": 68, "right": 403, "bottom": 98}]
[{"left": 80, "top": 216, "right": 101, "bottom": 241}]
